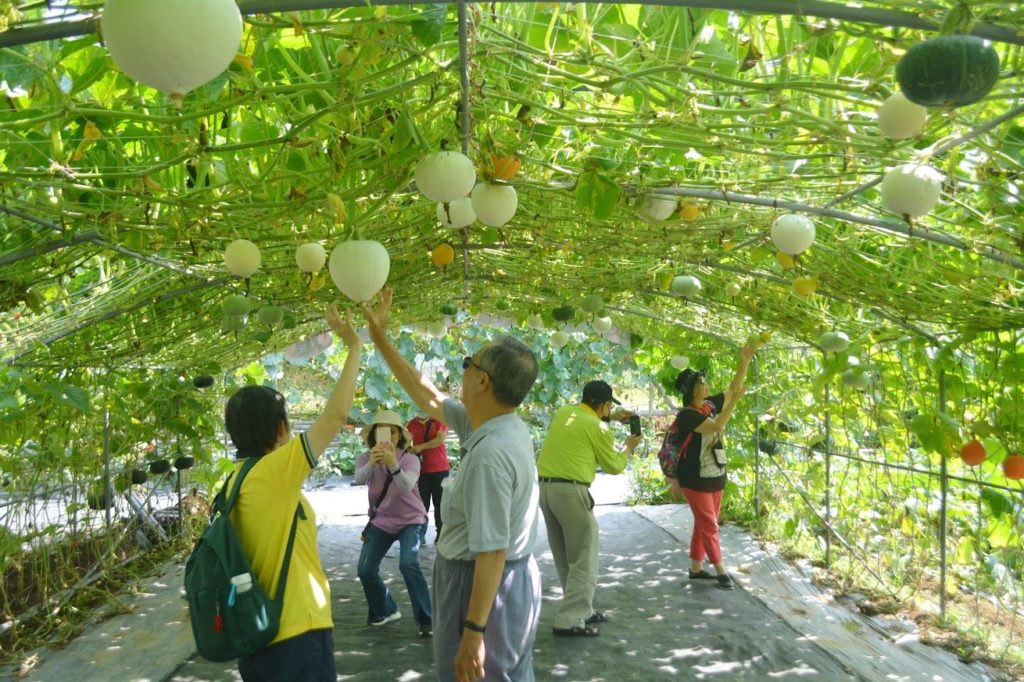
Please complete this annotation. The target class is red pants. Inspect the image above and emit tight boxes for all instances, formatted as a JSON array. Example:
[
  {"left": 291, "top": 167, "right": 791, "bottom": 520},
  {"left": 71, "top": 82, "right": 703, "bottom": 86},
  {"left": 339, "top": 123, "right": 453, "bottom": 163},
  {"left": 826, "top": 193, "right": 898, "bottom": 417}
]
[{"left": 682, "top": 487, "right": 723, "bottom": 564}]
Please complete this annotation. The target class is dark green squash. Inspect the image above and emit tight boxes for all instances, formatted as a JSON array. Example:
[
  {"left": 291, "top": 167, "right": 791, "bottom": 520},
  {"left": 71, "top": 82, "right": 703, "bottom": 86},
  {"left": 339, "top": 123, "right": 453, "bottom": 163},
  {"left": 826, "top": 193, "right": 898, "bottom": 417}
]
[
  {"left": 896, "top": 35, "right": 999, "bottom": 107},
  {"left": 439, "top": 303, "right": 458, "bottom": 316},
  {"left": 551, "top": 305, "right": 575, "bottom": 322}
]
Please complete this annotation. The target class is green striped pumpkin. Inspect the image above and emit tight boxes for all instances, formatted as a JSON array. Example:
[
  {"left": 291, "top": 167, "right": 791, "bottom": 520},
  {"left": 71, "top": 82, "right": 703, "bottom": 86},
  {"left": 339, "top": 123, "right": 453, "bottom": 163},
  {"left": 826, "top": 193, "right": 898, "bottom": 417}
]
[{"left": 896, "top": 35, "right": 999, "bottom": 107}]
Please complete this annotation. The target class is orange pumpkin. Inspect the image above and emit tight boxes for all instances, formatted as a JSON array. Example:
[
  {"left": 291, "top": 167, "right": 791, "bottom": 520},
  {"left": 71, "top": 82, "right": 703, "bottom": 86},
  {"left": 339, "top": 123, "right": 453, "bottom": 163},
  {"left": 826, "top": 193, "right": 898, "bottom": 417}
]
[
  {"left": 491, "top": 153, "right": 521, "bottom": 181},
  {"left": 959, "top": 440, "right": 986, "bottom": 466},
  {"left": 1003, "top": 454, "right": 1024, "bottom": 480}
]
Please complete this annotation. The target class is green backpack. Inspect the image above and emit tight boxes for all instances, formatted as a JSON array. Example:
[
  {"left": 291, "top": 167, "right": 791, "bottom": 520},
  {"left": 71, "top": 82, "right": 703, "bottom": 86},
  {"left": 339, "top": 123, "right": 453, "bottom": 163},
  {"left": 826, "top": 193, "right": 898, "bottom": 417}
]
[{"left": 184, "top": 456, "right": 300, "bottom": 662}]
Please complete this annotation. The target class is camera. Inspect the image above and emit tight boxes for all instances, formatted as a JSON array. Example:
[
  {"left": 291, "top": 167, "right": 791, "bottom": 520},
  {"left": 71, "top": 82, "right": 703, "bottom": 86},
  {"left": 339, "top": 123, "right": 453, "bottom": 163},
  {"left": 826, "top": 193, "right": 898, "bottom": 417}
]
[{"left": 628, "top": 415, "right": 642, "bottom": 436}]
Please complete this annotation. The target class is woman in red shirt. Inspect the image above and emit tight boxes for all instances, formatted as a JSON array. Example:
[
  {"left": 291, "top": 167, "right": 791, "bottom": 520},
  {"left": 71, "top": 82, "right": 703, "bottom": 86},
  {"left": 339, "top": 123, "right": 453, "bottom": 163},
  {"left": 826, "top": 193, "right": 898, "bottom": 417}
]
[{"left": 406, "top": 414, "right": 449, "bottom": 544}]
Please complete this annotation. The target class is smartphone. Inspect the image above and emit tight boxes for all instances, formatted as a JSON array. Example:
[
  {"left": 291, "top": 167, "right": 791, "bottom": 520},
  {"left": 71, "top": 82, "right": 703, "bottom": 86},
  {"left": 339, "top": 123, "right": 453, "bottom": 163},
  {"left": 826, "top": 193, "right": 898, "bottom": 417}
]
[
  {"left": 375, "top": 426, "right": 392, "bottom": 444},
  {"left": 628, "top": 415, "right": 642, "bottom": 436}
]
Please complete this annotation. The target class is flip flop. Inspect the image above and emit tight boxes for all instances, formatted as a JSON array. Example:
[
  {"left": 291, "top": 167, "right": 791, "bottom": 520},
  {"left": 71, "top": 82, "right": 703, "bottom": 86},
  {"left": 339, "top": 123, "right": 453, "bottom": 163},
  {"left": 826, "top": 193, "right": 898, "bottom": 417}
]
[
  {"left": 585, "top": 611, "right": 609, "bottom": 624},
  {"left": 552, "top": 624, "right": 600, "bottom": 637}
]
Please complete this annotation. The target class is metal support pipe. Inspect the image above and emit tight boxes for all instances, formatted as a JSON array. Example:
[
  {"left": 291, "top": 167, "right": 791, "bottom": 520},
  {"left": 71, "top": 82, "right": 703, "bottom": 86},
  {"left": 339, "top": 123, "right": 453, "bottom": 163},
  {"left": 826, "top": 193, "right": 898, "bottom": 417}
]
[
  {"left": 823, "top": 364, "right": 832, "bottom": 567},
  {"left": 938, "top": 369, "right": 948, "bottom": 619},
  {"left": 457, "top": 0, "right": 473, "bottom": 305},
  {"left": 752, "top": 355, "right": 761, "bottom": 522},
  {"left": 4, "top": 0, "right": 1024, "bottom": 49},
  {"left": 103, "top": 408, "right": 111, "bottom": 529}
]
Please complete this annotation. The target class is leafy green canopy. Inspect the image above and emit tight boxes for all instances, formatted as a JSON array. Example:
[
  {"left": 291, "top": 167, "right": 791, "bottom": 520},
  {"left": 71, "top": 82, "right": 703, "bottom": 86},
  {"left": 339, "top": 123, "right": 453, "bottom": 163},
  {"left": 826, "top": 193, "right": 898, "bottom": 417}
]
[{"left": 0, "top": 2, "right": 1021, "bottom": 371}]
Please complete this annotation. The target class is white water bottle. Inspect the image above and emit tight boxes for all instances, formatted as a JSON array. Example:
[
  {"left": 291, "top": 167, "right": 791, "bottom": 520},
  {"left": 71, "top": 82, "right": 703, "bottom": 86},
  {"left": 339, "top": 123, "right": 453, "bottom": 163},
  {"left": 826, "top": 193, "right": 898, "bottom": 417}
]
[{"left": 230, "top": 572, "right": 253, "bottom": 594}]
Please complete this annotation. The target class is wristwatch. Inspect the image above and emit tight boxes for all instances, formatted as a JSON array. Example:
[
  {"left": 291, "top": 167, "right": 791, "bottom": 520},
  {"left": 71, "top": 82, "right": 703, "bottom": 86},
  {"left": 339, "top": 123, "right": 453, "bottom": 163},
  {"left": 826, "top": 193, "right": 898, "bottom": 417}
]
[{"left": 463, "top": 619, "right": 486, "bottom": 633}]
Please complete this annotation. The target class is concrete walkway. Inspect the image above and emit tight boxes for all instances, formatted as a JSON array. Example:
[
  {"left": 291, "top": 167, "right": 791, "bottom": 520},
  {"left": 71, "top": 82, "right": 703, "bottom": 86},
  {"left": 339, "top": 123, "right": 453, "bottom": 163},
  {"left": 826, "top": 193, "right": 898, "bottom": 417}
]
[{"left": 10, "top": 474, "right": 994, "bottom": 681}]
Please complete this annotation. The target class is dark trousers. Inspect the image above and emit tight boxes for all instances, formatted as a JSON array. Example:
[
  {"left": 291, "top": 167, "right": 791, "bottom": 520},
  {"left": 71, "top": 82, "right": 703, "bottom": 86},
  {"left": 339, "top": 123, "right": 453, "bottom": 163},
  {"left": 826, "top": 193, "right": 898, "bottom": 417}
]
[
  {"left": 238, "top": 628, "right": 335, "bottom": 682},
  {"left": 417, "top": 470, "right": 448, "bottom": 537}
]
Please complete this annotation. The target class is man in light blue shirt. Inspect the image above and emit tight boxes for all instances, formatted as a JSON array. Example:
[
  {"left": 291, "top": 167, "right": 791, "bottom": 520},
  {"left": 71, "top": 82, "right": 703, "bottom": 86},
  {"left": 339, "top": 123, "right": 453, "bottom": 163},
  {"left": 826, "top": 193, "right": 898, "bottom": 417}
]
[{"left": 364, "top": 288, "right": 540, "bottom": 682}]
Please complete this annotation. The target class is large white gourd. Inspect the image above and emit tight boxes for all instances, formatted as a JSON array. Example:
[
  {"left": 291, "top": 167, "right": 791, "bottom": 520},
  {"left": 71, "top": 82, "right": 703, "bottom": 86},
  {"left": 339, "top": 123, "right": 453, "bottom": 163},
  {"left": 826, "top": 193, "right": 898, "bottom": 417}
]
[
  {"left": 295, "top": 243, "right": 327, "bottom": 273},
  {"left": 415, "top": 152, "right": 476, "bottom": 203},
  {"left": 328, "top": 240, "right": 390, "bottom": 303},
  {"left": 436, "top": 197, "right": 476, "bottom": 229},
  {"left": 641, "top": 195, "right": 677, "bottom": 221},
  {"left": 224, "top": 239, "right": 261, "bottom": 278},
  {"left": 526, "top": 314, "right": 545, "bottom": 330},
  {"left": 101, "top": 0, "right": 243, "bottom": 106},
  {"left": 671, "top": 275, "right": 702, "bottom": 297},
  {"left": 725, "top": 282, "right": 741, "bottom": 297},
  {"left": 425, "top": 321, "right": 447, "bottom": 338},
  {"left": 592, "top": 316, "right": 613, "bottom": 334},
  {"left": 671, "top": 355, "right": 690, "bottom": 370},
  {"left": 818, "top": 331, "right": 850, "bottom": 353},
  {"left": 551, "top": 331, "right": 570, "bottom": 348},
  {"left": 880, "top": 164, "right": 943, "bottom": 218},
  {"left": 471, "top": 183, "right": 518, "bottom": 227},
  {"left": 771, "top": 215, "right": 816, "bottom": 255},
  {"left": 877, "top": 92, "right": 927, "bottom": 140}
]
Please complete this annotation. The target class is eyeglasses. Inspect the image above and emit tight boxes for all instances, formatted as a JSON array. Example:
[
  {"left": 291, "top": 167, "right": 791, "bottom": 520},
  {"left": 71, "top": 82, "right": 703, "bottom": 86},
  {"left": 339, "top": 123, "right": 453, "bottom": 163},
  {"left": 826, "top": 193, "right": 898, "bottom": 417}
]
[{"left": 462, "top": 356, "right": 490, "bottom": 379}]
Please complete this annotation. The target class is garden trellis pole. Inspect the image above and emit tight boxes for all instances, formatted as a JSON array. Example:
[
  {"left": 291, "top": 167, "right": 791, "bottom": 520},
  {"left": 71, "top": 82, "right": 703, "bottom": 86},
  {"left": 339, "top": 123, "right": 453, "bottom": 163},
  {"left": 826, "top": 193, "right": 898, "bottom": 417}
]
[
  {"left": 938, "top": 369, "right": 948, "bottom": 619},
  {"left": 824, "top": 369, "right": 832, "bottom": 567}
]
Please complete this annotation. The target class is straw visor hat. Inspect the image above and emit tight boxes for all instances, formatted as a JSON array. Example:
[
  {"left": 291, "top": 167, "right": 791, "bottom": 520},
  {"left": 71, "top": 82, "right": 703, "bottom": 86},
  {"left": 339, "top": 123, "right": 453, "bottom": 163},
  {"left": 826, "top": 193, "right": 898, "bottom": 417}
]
[{"left": 360, "top": 409, "right": 414, "bottom": 446}]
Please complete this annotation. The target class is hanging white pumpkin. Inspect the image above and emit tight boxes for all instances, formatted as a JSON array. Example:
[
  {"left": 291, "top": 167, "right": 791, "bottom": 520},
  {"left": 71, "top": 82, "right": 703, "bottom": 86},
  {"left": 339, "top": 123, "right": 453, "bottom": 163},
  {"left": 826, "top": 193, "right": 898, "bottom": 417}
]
[
  {"left": 880, "top": 164, "right": 943, "bottom": 219},
  {"left": 581, "top": 294, "right": 604, "bottom": 315},
  {"left": 592, "top": 316, "right": 613, "bottom": 334},
  {"left": 415, "top": 151, "right": 476, "bottom": 203},
  {"left": 877, "top": 92, "right": 927, "bottom": 140},
  {"left": 818, "top": 331, "right": 850, "bottom": 353},
  {"left": 670, "top": 355, "right": 690, "bottom": 371},
  {"left": 425, "top": 321, "right": 447, "bottom": 338},
  {"left": 526, "top": 314, "right": 545, "bottom": 330},
  {"left": 771, "top": 215, "right": 816, "bottom": 255},
  {"left": 328, "top": 240, "right": 390, "bottom": 303},
  {"left": 101, "top": 0, "right": 243, "bottom": 107},
  {"left": 295, "top": 242, "right": 327, "bottom": 273},
  {"left": 641, "top": 195, "right": 677, "bottom": 221},
  {"left": 671, "top": 275, "right": 702, "bottom": 297},
  {"left": 224, "top": 239, "right": 261, "bottom": 278},
  {"left": 725, "top": 282, "right": 741, "bottom": 297},
  {"left": 436, "top": 197, "right": 476, "bottom": 229},
  {"left": 551, "top": 330, "right": 570, "bottom": 348},
  {"left": 471, "top": 183, "right": 518, "bottom": 227}
]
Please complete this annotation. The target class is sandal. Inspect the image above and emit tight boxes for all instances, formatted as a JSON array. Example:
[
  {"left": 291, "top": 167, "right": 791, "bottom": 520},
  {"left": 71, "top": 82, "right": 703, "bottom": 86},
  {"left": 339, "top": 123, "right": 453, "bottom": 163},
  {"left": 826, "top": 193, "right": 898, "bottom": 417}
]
[
  {"left": 552, "top": 624, "right": 600, "bottom": 637},
  {"left": 585, "top": 611, "right": 609, "bottom": 624},
  {"left": 688, "top": 569, "right": 716, "bottom": 580}
]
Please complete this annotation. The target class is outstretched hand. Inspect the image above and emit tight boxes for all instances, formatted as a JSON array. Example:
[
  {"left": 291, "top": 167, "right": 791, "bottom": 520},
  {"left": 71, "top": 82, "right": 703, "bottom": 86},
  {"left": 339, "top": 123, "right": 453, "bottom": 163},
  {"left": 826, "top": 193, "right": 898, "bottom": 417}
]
[
  {"left": 363, "top": 287, "right": 393, "bottom": 339},
  {"left": 739, "top": 344, "right": 756, "bottom": 362},
  {"left": 326, "top": 305, "right": 361, "bottom": 347}
]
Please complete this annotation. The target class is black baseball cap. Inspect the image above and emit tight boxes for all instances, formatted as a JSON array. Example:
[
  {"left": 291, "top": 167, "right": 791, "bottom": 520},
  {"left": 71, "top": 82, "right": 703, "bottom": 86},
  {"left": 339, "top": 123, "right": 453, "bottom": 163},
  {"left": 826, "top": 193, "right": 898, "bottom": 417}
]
[
  {"left": 674, "top": 368, "right": 707, "bottom": 393},
  {"left": 582, "top": 380, "right": 621, "bottom": 405}
]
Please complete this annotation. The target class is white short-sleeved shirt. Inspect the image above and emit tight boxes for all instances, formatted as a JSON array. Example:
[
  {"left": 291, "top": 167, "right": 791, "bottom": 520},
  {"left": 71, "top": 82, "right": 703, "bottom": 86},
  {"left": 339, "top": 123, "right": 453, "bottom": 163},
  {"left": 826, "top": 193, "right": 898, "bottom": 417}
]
[{"left": 438, "top": 399, "right": 539, "bottom": 561}]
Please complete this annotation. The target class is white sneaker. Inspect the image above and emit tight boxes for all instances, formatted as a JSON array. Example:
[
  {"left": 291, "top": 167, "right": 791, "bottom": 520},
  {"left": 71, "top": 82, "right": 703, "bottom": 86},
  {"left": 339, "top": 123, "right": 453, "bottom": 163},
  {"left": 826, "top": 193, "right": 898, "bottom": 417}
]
[{"left": 370, "top": 610, "right": 402, "bottom": 626}]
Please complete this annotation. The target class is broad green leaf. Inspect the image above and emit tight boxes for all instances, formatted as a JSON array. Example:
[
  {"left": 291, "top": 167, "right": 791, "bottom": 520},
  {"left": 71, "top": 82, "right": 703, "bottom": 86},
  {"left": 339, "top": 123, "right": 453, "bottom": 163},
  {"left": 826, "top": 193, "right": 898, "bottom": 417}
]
[
  {"left": 411, "top": 5, "right": 446, "bottom": 48},
  {"left": 575, "top": 171, "right": 620, "bottom": 219}
]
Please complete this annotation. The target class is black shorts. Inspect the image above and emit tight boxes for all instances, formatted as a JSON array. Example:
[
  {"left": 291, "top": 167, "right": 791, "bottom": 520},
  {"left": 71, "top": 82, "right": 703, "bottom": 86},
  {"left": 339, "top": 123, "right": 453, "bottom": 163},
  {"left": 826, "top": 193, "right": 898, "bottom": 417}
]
[{"left": 238, "top": 627, "right": 336, "bottom": 682}]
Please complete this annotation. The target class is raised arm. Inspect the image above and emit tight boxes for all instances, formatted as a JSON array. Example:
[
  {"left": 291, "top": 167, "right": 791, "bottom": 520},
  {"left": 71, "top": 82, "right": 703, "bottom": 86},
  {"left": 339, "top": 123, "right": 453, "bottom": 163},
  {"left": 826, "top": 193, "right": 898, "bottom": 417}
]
[
  {"left": 307, "top": 306, "right": 363, "bottom": 458},
  {"left": 724, "top": 344, "right": 755, "bottom": 403},
  {"left": 363, "top": 288, "right": 448, "bottom": 423}
]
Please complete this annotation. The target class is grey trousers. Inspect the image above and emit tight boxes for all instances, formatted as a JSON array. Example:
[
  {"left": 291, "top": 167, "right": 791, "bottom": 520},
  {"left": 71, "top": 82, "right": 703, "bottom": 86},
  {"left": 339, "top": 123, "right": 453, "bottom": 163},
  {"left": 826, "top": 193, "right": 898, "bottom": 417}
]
[
  {"left": 432, "top": 553, "right": 541, "bottom": 682},
  {"left": 538, "top": 481, "right": 598, "bottom": 629}
]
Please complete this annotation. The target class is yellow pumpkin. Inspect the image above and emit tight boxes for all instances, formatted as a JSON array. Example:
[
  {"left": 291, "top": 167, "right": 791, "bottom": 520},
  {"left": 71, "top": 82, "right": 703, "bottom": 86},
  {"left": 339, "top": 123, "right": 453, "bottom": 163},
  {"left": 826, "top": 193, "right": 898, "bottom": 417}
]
[
  {"left": 679, "top": 202, "right": 700, "bottom": 222},
  {"left": 792, "top": 276, "right": 818, "bottom": 298},
  {"left": 431, "top": 242, "right": 456, "bottom": 267},
  {"left": 775, "top": 252, "right": 796, "bottom": 269}
]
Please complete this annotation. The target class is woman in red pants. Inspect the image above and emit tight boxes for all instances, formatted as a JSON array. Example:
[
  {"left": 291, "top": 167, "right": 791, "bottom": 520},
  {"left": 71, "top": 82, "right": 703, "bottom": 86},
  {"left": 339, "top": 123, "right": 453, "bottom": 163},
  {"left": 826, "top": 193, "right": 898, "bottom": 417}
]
[{"left": 668, "top": 344, "right": 754, "bottom": 590}]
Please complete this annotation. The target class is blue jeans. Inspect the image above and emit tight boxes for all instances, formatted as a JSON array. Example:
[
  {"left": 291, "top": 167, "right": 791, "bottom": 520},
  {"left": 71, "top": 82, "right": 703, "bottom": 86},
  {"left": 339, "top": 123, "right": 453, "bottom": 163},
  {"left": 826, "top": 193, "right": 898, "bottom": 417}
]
[{"left": 357, "top": 524, "right": 432, "bottom": 625}]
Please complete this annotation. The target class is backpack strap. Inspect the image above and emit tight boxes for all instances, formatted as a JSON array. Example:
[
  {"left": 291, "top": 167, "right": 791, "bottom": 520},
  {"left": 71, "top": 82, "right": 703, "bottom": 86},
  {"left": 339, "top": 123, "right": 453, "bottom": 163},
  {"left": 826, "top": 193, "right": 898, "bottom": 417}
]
[
  {"left": 675, "top": 403, "right": 714, "bottom": 464},
  {"left": 218, "top": 455, "right": 302, "bottom": 607}
]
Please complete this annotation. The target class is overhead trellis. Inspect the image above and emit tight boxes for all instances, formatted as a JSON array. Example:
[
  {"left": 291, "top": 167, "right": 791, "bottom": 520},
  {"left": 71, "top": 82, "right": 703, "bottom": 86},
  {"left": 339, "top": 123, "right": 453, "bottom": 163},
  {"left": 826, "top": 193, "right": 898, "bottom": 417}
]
[{"left": 0, "top": 0, "right": 1022, "bottom": 369}]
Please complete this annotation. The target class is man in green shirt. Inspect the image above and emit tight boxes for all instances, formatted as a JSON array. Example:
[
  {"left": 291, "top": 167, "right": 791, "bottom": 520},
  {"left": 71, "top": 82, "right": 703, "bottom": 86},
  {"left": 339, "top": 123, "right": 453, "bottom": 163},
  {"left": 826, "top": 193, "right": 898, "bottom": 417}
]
[{"left": 536, "top": 380, "right": 641, "bottom": 637}]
